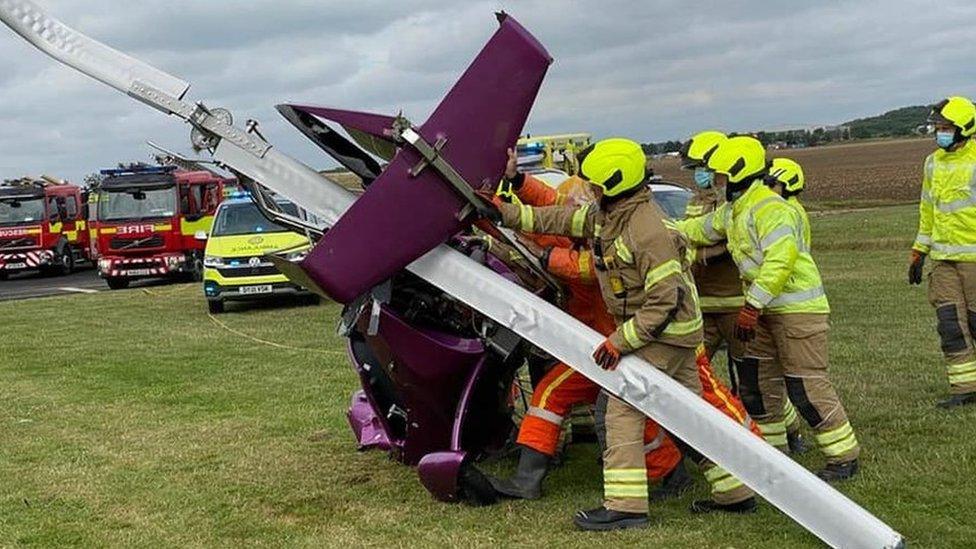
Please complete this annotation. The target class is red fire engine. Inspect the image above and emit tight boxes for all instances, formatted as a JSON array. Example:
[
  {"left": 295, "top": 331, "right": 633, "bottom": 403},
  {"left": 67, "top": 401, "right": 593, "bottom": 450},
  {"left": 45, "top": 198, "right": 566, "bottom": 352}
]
[
  {"left": 90, "top": 165, "right": 228, "bottom": 289},
  {"left": 0, "top": 176, "right": 91, "bottom": 278}
]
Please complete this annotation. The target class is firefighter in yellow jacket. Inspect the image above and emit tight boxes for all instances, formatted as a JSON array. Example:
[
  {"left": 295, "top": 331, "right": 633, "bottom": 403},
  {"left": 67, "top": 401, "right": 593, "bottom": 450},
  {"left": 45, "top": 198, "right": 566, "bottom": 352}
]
[
  {"left": 681, "top": 132, "right": 807, "bottom": 454},
  {"left": 678, "top": 136, "right": 860, "bottom": 482},
  {"left": 910, "top": 96, "right": 976, "bottom": 408},
  {"left": 496, "top": 138, "right": 755, "bottom": 531}
]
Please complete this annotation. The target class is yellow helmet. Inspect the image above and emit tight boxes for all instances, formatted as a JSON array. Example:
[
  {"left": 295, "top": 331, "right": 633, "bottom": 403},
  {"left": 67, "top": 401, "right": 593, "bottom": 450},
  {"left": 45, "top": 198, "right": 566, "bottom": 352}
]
[
  {"left": 768, "top": 157, "right": 805, "bottom": 195},
  {"left": 706, "top": 136, "right": 766, "bottom": 185},
  {"left": 928, "top": 96, "right": 976, "bottom": 138},
  {"left": 578, "top": 138, "right": 646, "bottom": 197},
  {"left": 680, "top": 130, "right": 727, "bottom": 169}
]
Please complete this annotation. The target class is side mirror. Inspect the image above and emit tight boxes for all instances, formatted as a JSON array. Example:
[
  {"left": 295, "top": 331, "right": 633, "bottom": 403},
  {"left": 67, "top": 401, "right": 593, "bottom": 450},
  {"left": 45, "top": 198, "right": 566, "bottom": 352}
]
[{"left": 194, "top": 230, "right": 208, "bottom": 241}]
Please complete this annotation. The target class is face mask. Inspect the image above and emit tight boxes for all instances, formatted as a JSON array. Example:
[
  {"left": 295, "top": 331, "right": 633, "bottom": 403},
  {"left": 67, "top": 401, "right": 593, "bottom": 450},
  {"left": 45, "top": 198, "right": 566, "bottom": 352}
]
[
  {"left": 936, "top": 131, "right": 956, "bottom": 149},
  {"left": 693, "top": 168, "right": 714, "bottom": 189}
]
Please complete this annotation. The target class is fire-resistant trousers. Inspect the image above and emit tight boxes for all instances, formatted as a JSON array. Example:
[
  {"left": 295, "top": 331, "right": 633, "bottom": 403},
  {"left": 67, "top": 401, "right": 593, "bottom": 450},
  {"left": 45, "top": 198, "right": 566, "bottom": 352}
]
[
  {"left": 603, "top": 342, "right": 754, "bottom": 514},
  {"left": 739, "top": 313, "right": 860, "bottom": 464},
  {"left": 928, "top": 260, "right": 976, "bottom": 394},
  {"left": 706, "top": 311, "right": 801, "bottom": 448}
]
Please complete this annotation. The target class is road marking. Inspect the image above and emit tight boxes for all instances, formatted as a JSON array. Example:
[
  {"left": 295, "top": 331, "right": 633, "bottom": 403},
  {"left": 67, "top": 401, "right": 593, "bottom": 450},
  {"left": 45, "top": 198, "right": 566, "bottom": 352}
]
[{"left": 58, "top": 287, "right": 99, "bottom": 294}]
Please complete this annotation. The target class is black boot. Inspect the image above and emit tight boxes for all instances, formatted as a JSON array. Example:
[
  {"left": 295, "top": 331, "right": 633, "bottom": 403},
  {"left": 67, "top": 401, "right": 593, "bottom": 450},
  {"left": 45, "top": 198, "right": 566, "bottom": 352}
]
[
  {"left": 487, "top": 446, "right": 550, "bottom": 500},
  {"left": 574, "top": 506, "right": 648, "bottom": 531},
  {"left": 689, "top": 497, "right": 757, "bottom": 514},
  {"left": 936, "top": 392, "right": 976, "bottom": 409},
  {"left": 650, "top": 461, "right": 693, "bottom": 501},
  {"left": 787, "top": 430, "right": 809, "bottom": 455},
  {"left": 816, "top": 459, "right": 859, "bottom": 482}
]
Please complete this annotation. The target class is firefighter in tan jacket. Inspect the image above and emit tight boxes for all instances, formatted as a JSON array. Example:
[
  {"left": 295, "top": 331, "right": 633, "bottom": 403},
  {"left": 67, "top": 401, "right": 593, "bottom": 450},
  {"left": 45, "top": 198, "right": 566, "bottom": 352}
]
[
  {"left": 496, "top": 138, "right": 755, "bottom": 531},
  {"left": 680, "top": 131, "right": 807, "bottom": 454}
]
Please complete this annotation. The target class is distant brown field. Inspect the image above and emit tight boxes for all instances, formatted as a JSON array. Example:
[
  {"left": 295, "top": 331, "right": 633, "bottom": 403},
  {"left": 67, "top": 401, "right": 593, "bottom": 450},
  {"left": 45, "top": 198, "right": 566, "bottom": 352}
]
[{"left": 652, "top": 138, "right": 934, "bottom": 205}]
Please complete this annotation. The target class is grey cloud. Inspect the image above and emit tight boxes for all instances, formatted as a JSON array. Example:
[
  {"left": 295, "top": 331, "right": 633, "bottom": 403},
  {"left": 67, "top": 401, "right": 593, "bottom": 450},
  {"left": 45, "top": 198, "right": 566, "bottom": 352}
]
[{"left": 1, "top": 0, "right": 975, "bottom": 182}]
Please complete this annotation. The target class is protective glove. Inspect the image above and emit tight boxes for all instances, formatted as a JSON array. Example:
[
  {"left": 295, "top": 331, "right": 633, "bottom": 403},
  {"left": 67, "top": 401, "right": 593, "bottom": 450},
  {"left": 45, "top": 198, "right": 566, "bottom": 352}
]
[
  {"left": 593, "top": 339, "right": 622, "bottom": 371},
  {"left": 734, "top": 304, "right": 761, "bottom": 342},
  {"left": 908, "top": 250, "right": 926, "bottom": 285},
  {"left": 539, "top": 247, "right": 553, "bottom": 271}
]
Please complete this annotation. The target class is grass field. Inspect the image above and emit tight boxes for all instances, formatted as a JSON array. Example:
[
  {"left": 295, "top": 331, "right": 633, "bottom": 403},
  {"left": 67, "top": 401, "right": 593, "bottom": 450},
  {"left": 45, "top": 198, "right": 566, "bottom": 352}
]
[{"left": 2, "top": 204, "right": 974, "bottom": 548}]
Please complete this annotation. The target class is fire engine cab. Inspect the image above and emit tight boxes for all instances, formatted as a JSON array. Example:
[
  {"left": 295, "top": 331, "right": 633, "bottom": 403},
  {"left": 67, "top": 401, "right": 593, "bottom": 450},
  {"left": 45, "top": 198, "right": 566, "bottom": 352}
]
[
  {"left": 91, "top": 165, "right": 227, "bottom": 289},
  {"left": 0, "top": 176, "right": 90, "bottom": 278}
]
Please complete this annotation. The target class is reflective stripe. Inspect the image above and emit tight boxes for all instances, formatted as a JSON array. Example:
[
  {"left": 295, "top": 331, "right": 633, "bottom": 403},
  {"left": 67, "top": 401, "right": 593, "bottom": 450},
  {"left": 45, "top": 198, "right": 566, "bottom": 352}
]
[
  {"left": 578, "top": 250, "right": 594, "bottom": 282},
  {"left": 537, "top": 367, "right": 577, "bottom": 408},
  {"left": 518, "top": 204, "right": 534, "bottom": 232},
  {"left": 915, "top": 233, "right": 932, "bottom": 246},
  {"left": 644, "top": 430, "right": 666, "bottom": 453},
  {"left": 920, "top": 189, "right": 932, "bottom": 203},
  {"left": 758, "top": 421, "right": 788, "bottom": 447},
  {"left": 746, "top": 283, "right": 775, "bottom": 307},
  {"left": 622, "top": 319, "right": 644, "bottom": 349},
  {"left": 604, "top": 468, "right": 646, "bottom": 482},
  {"left": 594, "top": 223, "right": 603, "bottom": 236},
  {"left": 924, "top": 157, "right": 934, "bottom": 181},
  {"left": 783, "top": 399, "right": 799, "bottom": 427},
  {"left": 931, "top": 242, "right": 976, "bottom": 255},
  {"left": 767, "top": 286, "right": 826, "bottom": 308},
  {"left": 702, "top": 211, "right": 722, "bottom": 242},
  {"left": 644, "top": 259, "right": 681, "bottom": 290},
  {"left": 931, "top": 165, "right": 976, "bottom": 213},
  {"left": 526, "top": 406, "right": 564, "bottom": 425},
  {"left": 662, "top": 315, "right": 703, "bottom": 336},
  {"left": 685, "top": 204, "right": 705, "bottom": 216},
  {"left": 604, "top": 483, "right": 649, "bottom": 498},
  {"left": 759, "top": 225, "right": 794, "bottom": 251},
  {"left": 614, "top": 236, "right": 634, "bottom": 264},
  {"left": 815, "top": 422, "right": 858, "bottom": 458},
  {"left": 699, "top": 295, "right": 745, "bottom": 309},
  {"left": 571, "top": 204, "right": 590, "bottom": 237},
  {"left": 947, "top": 360, "right": 976, "bottom": 385},
  {"left": 703, "top": 466, "right": 744, "bottom": 494}
]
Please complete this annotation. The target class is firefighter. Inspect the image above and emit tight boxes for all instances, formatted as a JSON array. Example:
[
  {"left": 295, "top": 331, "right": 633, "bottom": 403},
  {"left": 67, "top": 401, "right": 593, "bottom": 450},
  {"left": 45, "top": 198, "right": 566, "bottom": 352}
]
[
  {"left": 766, "top": 158, "right": 811, "bottom": 249},
  {"left": 485, "top": 160, "right": 691, "bottom": 502},
  {"left": 909, "top": 96, "right": 976, "bottom": 408},
  {"left": 679, "top": 136, "right": 860, "bottom": 482},
  {"left": 496, "top": 138, "right": 756, "bottom": 531}
]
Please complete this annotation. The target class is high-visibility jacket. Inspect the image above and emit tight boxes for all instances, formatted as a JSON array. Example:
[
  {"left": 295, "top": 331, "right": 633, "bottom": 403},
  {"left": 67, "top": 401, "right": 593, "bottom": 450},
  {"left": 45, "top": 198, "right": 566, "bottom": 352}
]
[
  {"left": 500, "top": 188, "right": 703, "bottom": 352},
  {"left": 913, "top": 139, "right": 976, "bottom": 262},
  {"left": 684, "top": 190, "right": 744, "bottom": 313},
  {"left": 787, "top": 196, "right": 811, "bottom": 250},
  {"left": 678, "top": 181, "right": 829, "bottom": 315}
]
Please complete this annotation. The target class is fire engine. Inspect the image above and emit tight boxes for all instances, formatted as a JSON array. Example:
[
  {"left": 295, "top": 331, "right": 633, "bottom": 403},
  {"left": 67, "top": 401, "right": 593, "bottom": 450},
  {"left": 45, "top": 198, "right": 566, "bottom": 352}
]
[
  {"left": 90, "top": 165, "right": 228, "bottom": 289},
  {"left": 0, "top": 176, "right": 90, "bottom": 278}
]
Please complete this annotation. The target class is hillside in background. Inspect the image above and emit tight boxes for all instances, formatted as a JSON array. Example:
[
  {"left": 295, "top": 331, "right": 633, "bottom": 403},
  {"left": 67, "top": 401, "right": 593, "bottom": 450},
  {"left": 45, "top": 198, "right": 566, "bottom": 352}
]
[
  {"left": 644, "top": 104, "right": 933, "bottom": 153},
  {"left": 842, "top": 105, "right": 930, "bottom": 139}
]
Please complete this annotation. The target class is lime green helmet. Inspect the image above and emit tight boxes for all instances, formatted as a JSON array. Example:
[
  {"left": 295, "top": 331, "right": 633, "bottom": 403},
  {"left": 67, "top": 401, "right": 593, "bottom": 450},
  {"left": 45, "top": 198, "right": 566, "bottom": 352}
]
[
  {"left": 578, "top": 138, "right": 646, "bottom": 197},
  {"left": 929, "top": 96, "right": 976, "bottom": 138},
  {"left": 706, "top": 136, "right": 766, "bottom": 185},
  {"left": 768, "top": 157, "right": 805, "bottom": 195},
  {"left": 680, "top": 130, "right": 727, "bottom": 169}
]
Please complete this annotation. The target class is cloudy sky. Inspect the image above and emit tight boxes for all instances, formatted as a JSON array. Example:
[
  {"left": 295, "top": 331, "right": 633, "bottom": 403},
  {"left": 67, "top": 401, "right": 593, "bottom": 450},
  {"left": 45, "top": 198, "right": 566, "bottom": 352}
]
[{"left": 0, "top": 0, "right": 974, "bottom": 182}]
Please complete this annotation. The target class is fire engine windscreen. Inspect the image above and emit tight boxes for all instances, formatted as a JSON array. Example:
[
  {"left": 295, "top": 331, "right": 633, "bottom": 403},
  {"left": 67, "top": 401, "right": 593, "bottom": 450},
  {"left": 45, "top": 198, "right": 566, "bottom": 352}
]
[
  {"left": 98, "top": 188, "right": 175, "bottom": 222},
  {"left": 0, "top": 197, "right": 45, "bottom": 225},
  {"left": 211, "top": 201, "right": 299, "bottom": 237}
]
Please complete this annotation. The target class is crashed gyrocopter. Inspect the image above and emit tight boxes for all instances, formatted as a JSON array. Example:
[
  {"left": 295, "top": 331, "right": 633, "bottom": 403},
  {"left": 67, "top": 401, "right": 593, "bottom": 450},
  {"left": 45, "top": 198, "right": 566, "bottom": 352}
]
[{"left": 0, "top": 2, "right": 903, "bottom": 547}]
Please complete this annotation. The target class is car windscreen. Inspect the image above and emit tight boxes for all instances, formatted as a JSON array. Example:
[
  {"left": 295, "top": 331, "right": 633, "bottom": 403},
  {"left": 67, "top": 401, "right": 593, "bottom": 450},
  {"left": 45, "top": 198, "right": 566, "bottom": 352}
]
[
  {"left": 211, "top": 201, "right": 298, "bottom": 236},
  {"left": 652, "top": 189, "right": 692, "bottom": 219},
  {"left": 0, "top": 197, "right": 46, "bottom": 226},
  {"left": 98, "top": 187, "right": 176, "bottom": 222}
]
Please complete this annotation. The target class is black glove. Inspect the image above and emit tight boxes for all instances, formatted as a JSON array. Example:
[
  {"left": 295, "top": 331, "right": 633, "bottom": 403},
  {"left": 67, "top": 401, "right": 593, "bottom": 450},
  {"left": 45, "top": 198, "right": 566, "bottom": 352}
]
[
  {"left": 908, "top": 251, "right": 926, "bottom": 285},
  {"left": 539, "top": 247, "right": 553, "bottom": 271}
]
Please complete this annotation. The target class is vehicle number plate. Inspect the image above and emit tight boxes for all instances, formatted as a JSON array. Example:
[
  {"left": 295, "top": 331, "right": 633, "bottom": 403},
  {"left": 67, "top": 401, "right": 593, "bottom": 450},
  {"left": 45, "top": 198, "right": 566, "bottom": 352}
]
[
  {"left": 239, "top": 285, "right": 273, "bottom": 295},
  {"left": 6, "top": 262, "right": 26, "bottom": 269},
  {"left": 127, "top": 268, "right": 152, "bottom": 276}
]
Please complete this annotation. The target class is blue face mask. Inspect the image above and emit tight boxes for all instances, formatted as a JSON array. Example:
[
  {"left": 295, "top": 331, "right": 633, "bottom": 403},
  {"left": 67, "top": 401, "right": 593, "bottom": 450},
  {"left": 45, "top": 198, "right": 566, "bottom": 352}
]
[
  {"left": 936, "top": 131, "right": 956, "bottom": 149},
  {"left": 694, "top": 168, "right": 714, "bottom": 189}
]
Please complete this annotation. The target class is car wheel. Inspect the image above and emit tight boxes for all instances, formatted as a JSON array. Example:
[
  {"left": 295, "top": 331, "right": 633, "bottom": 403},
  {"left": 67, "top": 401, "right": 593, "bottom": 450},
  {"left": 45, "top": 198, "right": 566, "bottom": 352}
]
[
  {"left": 58, "top": 247, "right": 74, "bottom": 275},
  {"left": 106, "top": 277, "right": 129, "bottom": 290},
  {"left": 208, "top": 300, "right": 225, "bottom": 314}
]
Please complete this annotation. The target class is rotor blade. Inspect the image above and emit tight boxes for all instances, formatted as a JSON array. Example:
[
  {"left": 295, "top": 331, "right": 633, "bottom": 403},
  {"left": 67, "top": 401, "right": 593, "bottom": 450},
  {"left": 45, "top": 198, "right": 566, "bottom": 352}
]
[{"left": 0, "top": 0, "right": 189, "bottom": 101}]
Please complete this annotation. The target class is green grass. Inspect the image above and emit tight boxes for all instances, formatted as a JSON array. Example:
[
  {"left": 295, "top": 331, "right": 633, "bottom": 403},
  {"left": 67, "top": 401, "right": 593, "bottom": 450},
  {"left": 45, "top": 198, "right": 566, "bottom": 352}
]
[{"left": 1, "top": 205, "right": 974, "bottom": 547}]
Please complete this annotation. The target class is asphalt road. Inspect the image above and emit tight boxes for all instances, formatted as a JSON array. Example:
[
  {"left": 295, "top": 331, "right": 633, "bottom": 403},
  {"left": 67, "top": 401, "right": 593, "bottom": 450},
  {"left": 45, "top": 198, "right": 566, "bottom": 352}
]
[{"left": 0, "top": 268, "right": 106, "bottom": 301}]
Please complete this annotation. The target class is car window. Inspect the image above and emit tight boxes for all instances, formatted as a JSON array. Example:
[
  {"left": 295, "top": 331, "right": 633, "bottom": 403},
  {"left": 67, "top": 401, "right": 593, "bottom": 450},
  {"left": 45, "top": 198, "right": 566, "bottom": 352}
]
[{"left": 651, "top": 189, "right": 692, "bottom": 219}]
